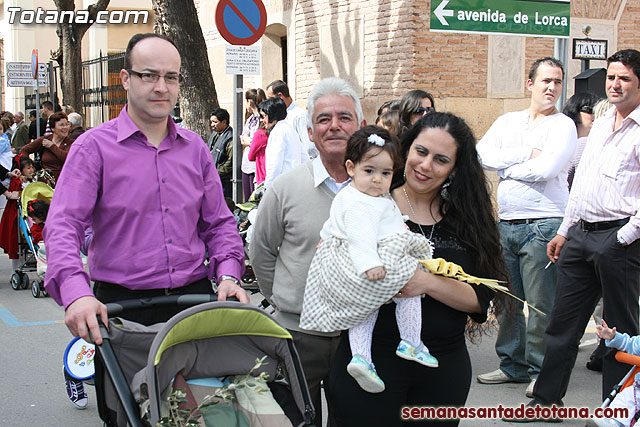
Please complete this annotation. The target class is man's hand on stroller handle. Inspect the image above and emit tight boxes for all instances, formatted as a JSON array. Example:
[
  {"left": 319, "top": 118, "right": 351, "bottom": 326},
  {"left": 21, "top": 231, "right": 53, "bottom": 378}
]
[
  {"left": 65, "top": 296, "right": 109, "bottom": 345},
  {"left": 217, "top": 280, "right": 250, "bottom": 303}
]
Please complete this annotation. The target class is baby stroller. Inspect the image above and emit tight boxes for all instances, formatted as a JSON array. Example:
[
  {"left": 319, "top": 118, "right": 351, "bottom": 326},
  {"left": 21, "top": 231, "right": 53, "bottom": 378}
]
[
  {"left": 587, "top": 351, "right": 640, "bottom": 426},
  {"left": 10, "top": 181, "right": 53, "bottom": 297},
  {"left": 95, "top": 295, "right": 315, "bottom": 427}
]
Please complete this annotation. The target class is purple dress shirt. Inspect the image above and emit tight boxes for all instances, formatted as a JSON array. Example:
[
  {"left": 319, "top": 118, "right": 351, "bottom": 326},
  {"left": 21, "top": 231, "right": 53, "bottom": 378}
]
[{"left": 44, "top": 106, "right": 244, "bottom": 308}]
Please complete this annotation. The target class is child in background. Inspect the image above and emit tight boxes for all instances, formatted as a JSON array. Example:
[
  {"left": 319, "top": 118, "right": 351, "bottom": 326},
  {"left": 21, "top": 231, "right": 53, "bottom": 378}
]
[
  {"left": 19, "top": 157, "right": 36, "bottom": 187},
  {"left": 593, "top": 320, "right": 640, "bottom": 426},
  {"left": 376, "top": 110, "right": 401, "bottom": 138},
  {"left": 0, "top": 154, "right": 35, "bottom": 270},
  {"left": 300, "top": 126, "right": 437, "bottom": 394},
  {"left": 27, "top": 199, "right": 49, "bottom": 245}
]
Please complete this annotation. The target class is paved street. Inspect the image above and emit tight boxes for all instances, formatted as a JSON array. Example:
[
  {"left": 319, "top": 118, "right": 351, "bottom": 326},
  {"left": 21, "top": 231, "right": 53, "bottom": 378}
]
[{"left": 0, "top": 253, "right": 605, "bottom": 426}]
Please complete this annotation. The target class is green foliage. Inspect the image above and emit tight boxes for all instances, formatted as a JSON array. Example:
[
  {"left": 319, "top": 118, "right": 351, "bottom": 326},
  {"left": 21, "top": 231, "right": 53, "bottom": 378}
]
[{"left": 156, "top": 356, "right": 269, "bottom": 427}]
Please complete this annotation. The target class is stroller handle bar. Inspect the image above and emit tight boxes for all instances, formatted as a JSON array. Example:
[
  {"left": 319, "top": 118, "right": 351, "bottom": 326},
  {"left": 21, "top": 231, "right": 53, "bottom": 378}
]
[{"left": 105, "top": 294, "right": 227, "bottom": 316}]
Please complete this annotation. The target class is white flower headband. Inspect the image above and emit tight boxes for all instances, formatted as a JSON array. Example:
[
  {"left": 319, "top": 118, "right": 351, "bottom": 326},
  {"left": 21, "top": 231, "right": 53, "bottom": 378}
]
[{"left": 368, "top": 134, "right": 385, "bottom": 147}]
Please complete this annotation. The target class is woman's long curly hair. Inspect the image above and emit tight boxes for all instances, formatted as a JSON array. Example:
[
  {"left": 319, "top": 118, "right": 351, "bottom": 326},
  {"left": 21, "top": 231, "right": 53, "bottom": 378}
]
[{"left": 393, "top": 112, "right": 509, "bottom": 340}]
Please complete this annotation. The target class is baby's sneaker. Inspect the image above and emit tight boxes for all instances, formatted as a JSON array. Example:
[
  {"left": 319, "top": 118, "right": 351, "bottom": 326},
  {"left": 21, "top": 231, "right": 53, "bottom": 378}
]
[
  {"left": 347, "top": 355, "right": 385, "bottom": 393},
  {"left": 396, "top": 339, "right": 439, "bottom": 368}
]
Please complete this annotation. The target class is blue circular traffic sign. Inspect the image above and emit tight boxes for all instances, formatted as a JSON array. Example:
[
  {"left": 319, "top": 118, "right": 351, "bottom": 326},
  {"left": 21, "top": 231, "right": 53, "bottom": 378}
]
[{"left": 215, "top": 0, "right": 267, "bottom": 46}]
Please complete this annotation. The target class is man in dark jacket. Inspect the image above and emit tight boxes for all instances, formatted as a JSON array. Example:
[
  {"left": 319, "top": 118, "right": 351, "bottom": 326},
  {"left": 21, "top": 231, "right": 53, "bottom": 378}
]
[
  {"left": 67, "top": 113, "right": 85, "bottom": 141},
  {"left": 207, "top": 108, "right": 233, "bottom": 198},
  {"left": 28, "top": 110, "right": 48, "bottom": 140}
]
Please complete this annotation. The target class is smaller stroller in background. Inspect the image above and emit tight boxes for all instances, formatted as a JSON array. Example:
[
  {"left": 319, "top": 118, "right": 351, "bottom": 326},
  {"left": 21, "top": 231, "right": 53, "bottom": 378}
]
[
  {"left": 588, "top": 351, "right": 640, "bottom": 426},
  {"left": 10, "top": 181, "right": 53, "bottom": 297}
]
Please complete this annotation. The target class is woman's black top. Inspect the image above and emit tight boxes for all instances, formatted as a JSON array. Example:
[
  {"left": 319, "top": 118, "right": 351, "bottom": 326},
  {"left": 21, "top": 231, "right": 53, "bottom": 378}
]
[{"left": 371, "top": 215, "right": 495, "bottom": 354}]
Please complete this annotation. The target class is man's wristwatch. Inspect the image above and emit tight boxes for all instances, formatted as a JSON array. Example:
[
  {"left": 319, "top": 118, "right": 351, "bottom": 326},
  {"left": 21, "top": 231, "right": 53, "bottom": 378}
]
[
  {"left": 219, "top": 275, "right": 240, "bottom": 286},
  {"left": 616, "top": 234, "right": 628, "bottom": 247}
]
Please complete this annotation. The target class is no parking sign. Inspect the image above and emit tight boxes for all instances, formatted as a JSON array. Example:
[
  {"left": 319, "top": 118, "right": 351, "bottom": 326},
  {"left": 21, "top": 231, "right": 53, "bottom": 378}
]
[{"left": 215, "top": 0, "right": 267, "bottom": 46}]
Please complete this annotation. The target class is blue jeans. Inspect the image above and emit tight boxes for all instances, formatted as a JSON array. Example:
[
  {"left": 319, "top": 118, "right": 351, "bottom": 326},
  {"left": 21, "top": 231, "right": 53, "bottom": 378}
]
[{"left": 495, "top": 218, "right": 562, "bottom": 380}]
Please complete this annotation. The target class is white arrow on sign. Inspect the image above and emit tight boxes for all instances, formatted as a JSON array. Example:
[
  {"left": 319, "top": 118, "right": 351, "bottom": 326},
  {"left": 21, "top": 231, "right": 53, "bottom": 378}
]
[{"left": 434, "top": 0, "right": 454, "bottom": 26}]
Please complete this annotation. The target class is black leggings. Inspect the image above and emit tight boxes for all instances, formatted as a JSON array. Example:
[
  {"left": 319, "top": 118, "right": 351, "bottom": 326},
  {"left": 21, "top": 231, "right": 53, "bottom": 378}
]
[{"left": 326, "top": 335, "right": 472, "bottom": 426}]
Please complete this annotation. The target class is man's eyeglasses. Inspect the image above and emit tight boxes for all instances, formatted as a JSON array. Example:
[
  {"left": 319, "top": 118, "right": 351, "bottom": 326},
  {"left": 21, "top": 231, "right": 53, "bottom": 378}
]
[
  {"left": 580, "top": 105, "right": 594, "bottom": 114},
  {"left": 414, "top": 106, "right": 435, "bottom": 115},
  {"left": 127, "top": 69, "right": 183, "bottom": 85}
]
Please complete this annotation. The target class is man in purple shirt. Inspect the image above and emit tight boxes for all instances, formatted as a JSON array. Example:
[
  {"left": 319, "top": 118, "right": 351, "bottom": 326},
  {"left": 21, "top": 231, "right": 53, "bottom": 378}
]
[{"left": 44, "top": 33, "right": 248, "bottom": 347}]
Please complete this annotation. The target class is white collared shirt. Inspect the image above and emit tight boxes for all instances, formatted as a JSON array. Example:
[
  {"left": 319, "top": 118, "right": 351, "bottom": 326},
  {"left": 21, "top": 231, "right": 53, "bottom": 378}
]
[
  {"left": 312, "top": 156, "right": 350, "bottom": 194},
  {"left": 263, "top": 120, "right": 309, "bottom": 188},
  {"left": 477, "top": 110, "right": 577, "bottom": 219},
  {"left": 286, "top": 102, "right": 318, "bottom": 159},
  {"left": 559, "top": 104, "right": 640, "bottom": 243}
]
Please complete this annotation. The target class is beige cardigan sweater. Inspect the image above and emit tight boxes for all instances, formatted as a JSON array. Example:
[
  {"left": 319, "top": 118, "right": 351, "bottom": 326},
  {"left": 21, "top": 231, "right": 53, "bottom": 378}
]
[{"left": 250, "top": 161, "right": 340, "bottom": 336}]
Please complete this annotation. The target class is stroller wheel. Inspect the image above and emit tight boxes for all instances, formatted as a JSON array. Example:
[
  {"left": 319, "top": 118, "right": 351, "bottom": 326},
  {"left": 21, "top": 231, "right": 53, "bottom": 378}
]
[
  {"left": 31, "top": 280, "right": 41, "bottom": 298},
  {"left": 21, "top": 273, "right": 30, "bottom": 289},
  {"left": 10, "top": 273, "right": 21, "bottom": 290}
]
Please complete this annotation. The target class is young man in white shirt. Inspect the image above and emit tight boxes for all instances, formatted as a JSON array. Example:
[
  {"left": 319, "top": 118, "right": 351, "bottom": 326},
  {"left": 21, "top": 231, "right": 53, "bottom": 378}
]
[
  {"left": 266, "top": 79, "right": 318, "bottom": 158},
  {"left": 475, "top": 57, "right": 577, "bottom": 399}
]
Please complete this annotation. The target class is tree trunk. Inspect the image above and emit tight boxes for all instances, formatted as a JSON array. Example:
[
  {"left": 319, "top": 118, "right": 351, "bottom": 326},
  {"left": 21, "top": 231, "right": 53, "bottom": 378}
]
[
  {"left": 53, "top": 0, "right": 110, "bottom": 115},
  {"left": 152, "top": 0, "right": 219, "bottom": 141}
]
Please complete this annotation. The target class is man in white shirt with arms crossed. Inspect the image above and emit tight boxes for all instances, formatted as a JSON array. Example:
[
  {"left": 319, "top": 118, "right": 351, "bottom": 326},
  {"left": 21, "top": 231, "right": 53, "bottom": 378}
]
[{"left": 476, "top": 57, "right": 577, "bottom": 399}]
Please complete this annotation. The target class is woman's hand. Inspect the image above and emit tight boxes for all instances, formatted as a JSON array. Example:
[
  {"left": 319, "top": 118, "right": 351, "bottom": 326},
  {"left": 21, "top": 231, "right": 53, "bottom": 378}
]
[
  {"left": 396, "top": 267, "right": 431, "bottom": 297},
  {"left": 241, "top": 135, "right": 252, "bottom": 148},
  {"left": 42, "top": 138, "right": 54, "bottom": 148}
]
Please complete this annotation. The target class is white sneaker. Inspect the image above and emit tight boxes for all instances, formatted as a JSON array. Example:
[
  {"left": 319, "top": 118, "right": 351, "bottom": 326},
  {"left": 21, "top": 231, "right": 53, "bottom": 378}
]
[
  {"left": 526, "top": 379, "right": 536, "bottom": 398},
  {"left": 477, "top": 369, "right": 529, "bottom": 384}
]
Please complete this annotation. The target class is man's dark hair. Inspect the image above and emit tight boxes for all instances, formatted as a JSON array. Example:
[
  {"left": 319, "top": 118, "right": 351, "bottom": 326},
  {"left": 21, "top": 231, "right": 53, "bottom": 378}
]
[
  {"left": 211, "top": 108, "right": 229, "bottom": 125},
  {"left": 267, "top": 79, "right": 290, "bottom": 98},
  {"left": 29, "top": 110, "right": 37, "bottom": 118},
  {"left": 124, "top": 33, "right": 179, "bottom": 70},
  {"left": 607, "top": 49, "right": 640, "bottom": 82},
  {"left": 528, "top": 57, "right": 564, "bottom": 82},
  {"left": 42, "top": 101, "right": 54, "bottom": 111}
]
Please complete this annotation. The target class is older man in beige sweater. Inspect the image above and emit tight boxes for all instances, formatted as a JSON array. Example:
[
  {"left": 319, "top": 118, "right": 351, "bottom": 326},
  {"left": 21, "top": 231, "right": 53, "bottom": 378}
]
[{"left": 251, "top": 77, "right": 365, "bottom": 427}]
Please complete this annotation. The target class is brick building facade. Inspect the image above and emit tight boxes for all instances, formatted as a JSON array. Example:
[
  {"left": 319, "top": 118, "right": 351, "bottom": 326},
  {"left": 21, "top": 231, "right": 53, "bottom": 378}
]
[{"left": 199, "top": 0, "right": 637, "bottom": 136}]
